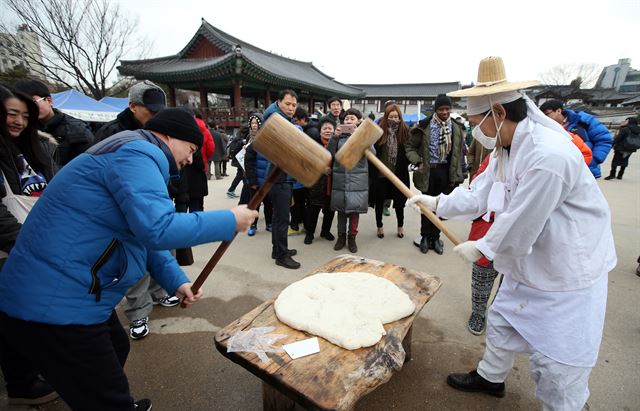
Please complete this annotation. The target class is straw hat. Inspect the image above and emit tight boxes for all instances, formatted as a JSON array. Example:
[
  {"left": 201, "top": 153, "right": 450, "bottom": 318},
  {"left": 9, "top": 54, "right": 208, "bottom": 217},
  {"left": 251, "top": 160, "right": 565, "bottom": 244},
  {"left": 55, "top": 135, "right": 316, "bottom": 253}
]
[{"left": 447, "top": 56, "right": 540, "bottom": 97}]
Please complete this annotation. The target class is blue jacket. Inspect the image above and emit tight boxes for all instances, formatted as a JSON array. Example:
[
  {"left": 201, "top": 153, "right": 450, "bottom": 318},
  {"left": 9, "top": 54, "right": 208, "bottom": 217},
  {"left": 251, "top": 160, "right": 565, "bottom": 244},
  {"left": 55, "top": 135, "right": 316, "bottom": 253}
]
[
  {"left": 564, "top": 109, "right": 612, "bottom": 178},
  {"left": 0, "top": 130, "right": 236, "bottom": 325}
]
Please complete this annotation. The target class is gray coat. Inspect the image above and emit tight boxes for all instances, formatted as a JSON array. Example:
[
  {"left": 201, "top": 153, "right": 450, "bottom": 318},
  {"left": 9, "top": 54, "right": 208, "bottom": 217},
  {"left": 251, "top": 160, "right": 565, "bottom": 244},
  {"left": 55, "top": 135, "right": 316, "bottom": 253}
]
[{"left": 327, "top": 133, "right": 370, "bottom": 213}]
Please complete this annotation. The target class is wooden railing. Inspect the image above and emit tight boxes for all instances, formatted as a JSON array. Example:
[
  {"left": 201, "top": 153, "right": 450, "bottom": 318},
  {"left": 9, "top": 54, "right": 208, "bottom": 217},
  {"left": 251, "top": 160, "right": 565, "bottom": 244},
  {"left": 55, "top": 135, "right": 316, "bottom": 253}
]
[{"left": 202, "top": 107, "right": 249, "bottom": 128}]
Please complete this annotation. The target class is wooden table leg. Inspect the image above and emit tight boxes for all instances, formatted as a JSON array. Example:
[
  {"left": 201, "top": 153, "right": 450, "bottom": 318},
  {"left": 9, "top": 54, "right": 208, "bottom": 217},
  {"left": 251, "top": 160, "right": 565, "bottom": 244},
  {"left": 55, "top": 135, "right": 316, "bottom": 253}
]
[
  {"left": 402, "top": 325, "right": 413, "bottom": 363},
  {"left": 263, "top": 381, "right": 296, "bottom": 411}
]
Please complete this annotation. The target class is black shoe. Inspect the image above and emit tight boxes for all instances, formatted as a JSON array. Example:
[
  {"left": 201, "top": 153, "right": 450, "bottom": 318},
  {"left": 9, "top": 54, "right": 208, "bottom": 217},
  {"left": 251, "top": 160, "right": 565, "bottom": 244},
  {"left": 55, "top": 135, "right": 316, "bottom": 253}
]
[
  {"left": 7, "top": 376, "right": 59, "bottom": 405},
  {"left": 418, "top": 236, "right": 429, "bottom": 254},
  {"left": 320, "top": 231, "right": 335, "bottom": 241},
  {"left": 134, "top": 399, "right": 153, "bottom": 410},
  {"left": 271, "top": 249, "right": 297, "bottom": 259},
  {"left": 433, "top": 238, "right": 444, "bottom": 255},
  {"left": 347, "top": 235, "right": 358, "bottom": 253},
  {"left": 604, "top": 175, "right": 615, "bottom": 180},
  {"left": 447, "top": 370, "right": 505, "bottom": 398},
  {"left": 304, "top": 233, "right": 314, "bottom": 244},
  {"left": 334, "top": 234, "right": 346, "bottom": 251},
  {"left": 275, "top": 255, "right": 301, "bottom": 269},
  {"left": 616, "top": 175, "right": 623, "bottom": 180}
]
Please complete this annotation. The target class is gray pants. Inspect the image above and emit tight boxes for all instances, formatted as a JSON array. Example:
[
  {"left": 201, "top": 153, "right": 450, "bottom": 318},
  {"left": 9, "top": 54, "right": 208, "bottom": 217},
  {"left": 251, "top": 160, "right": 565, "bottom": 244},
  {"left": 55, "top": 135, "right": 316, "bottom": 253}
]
[{"left": 124, "top": 273, "right": 167, "bottom": 323}]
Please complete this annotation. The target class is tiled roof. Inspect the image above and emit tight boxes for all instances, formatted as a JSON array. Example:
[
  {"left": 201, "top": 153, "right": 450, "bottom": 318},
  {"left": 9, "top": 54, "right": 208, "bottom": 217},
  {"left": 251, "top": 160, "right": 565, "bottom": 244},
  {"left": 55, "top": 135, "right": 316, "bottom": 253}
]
[
  {"left": 119, "top": 19, "right": 364, "bottom": 98},
  {"left": 348, "top": 82, "right": 461, "bottom": 98}
]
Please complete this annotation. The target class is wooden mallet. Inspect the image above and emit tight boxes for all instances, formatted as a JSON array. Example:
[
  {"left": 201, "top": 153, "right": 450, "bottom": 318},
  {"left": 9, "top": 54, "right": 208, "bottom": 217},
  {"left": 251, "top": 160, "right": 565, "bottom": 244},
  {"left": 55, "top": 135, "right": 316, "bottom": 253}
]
[
  {"left": 335, "top": 119, "right": 461, "bottom": 246},
  {"left": 184, "top": 115, "right": 332, "bottom": 305}
]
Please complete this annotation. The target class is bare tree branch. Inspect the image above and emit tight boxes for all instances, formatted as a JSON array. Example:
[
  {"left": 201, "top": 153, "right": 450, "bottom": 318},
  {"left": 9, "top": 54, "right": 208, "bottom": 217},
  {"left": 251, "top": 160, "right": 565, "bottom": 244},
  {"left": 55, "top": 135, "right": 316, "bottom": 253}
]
[
  {"left": 539, "top": 63, "right": 602, "bottom": 89},
  {"left": 0, "top": 0, "right": 151, "bottom": 99}
]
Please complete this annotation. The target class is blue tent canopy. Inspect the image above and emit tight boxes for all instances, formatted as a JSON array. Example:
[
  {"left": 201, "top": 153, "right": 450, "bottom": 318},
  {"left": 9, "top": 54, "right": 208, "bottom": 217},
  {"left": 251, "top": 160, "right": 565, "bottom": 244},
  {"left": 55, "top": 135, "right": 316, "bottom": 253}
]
[
  {"left": 402, "top": 113, "right": 426, "bottom": 125},
  {"left": 99, "top": 96, "right": 129, "bottom": 111},
  {"left": 52, "top": 89, "right": 119, "bottom": 122}
]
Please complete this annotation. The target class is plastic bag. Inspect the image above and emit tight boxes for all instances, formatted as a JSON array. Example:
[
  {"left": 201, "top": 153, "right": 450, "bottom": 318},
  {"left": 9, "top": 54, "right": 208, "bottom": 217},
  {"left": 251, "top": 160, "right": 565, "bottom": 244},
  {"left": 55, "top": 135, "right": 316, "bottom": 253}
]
[{"left": 226, "top": 327, "right": 287, "bottom": 362}]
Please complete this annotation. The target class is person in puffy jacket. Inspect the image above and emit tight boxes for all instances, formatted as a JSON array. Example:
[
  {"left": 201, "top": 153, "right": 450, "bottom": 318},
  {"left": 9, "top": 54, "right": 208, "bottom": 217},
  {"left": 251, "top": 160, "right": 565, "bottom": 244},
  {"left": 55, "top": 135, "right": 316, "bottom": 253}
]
[
  {"left": 540, "top": 99, "right": 612, "bottom": 178},
  {"left": 0, "top": 108, "right": 257, "bottom": 410},
  {"left": 604, "top": 116, "right": 639, "bottom": 180}
]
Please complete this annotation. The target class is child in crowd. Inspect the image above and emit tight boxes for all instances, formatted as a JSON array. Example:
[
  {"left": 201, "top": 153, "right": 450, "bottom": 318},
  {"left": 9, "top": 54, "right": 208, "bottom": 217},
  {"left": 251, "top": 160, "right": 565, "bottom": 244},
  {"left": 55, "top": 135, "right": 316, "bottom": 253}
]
[{"left": 327, "top": 108, "right": 370, "bottom": 253}]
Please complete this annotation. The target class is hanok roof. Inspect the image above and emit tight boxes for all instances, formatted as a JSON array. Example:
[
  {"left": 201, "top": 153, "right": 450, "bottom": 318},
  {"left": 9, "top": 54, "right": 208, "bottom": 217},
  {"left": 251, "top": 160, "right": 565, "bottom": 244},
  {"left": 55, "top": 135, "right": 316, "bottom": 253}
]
[
  {"left": 348, "top": 82, "right": 461, "bottom": 98},
  {"left": 118, "top": 19, "right": 364, "bottom": 98}
]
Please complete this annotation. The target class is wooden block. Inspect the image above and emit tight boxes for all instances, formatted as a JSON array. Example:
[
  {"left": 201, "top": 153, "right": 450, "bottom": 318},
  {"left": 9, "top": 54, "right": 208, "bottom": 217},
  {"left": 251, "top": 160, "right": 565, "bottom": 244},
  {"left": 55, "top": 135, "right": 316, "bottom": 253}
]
[{"left": 215, "top": 255, "right": 442, "bottom": 411}]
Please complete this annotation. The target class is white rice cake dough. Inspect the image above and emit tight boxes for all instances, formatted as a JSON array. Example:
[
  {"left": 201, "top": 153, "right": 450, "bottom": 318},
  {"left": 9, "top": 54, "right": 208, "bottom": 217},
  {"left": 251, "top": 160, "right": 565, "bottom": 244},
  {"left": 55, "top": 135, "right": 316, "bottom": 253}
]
[{"left": 274, "top": 272, "right": 416, "bottom": 350}]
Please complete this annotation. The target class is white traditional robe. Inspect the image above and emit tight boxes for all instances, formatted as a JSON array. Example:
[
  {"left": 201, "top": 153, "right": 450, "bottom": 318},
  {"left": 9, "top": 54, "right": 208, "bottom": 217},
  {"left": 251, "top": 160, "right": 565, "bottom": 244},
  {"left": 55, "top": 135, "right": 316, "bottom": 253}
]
[{"left": 437, "top": 117, "right": 616, "bottom": 366}]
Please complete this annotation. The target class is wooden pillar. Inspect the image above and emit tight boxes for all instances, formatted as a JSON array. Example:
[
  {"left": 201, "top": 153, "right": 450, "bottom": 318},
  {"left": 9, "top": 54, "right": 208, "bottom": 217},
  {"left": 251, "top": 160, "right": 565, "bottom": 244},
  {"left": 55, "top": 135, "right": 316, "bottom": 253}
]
[
  {"left": 264, "top": 88, "right": 271, "bottom": 107},
  {"left": 308, "top": 95, "right": 314, "bottom": 113},
  {"left": 199, "top": 87, "right": 208, "bottom": 109},
  {"left": 167, "top": 85, "right": 176, "bottom": 107},
  {"left": 254, "top": 96, "right": 259, "bottom": 109},
  {"left": 233, "top": 80, "right": 241, "bottom": 109}
]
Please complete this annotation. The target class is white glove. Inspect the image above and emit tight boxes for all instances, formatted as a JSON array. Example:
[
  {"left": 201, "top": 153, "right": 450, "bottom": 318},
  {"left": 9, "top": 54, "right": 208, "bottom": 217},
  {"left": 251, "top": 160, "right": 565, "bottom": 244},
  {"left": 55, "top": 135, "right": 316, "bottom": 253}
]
[
  {"left": 406, "top": 194, "right": 438, "bottom": 213},
  {"left": 453, "top": 241, "right": 484, "bottom": 263}
]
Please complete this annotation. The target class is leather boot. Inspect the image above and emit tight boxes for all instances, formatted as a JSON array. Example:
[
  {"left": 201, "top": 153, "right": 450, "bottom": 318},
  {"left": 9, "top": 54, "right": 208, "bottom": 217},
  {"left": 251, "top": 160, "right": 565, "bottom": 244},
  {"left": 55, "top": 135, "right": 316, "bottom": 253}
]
[
  {"left": 347, "top": 235, "right": 358, "bottom": 253},
  {"left": 334, "top": 234, "right": 346, "bottom": 251},
  {"left": 447, "top": 369, "right": 505, "bottom": 398},
  {"left": 604, "top": 168, "right": 616, "bottom": 180}
]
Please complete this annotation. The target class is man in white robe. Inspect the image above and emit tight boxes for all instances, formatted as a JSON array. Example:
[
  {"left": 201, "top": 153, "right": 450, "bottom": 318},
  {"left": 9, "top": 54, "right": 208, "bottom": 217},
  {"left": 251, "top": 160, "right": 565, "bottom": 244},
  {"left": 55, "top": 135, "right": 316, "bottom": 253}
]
[{"left": 408, "top": 56, "right": 616, "bottom": 411}]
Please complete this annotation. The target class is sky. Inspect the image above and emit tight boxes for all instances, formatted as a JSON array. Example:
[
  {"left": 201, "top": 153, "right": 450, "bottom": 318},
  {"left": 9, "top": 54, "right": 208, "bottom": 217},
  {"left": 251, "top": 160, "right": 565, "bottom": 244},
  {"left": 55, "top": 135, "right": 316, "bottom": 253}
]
[{"left": 110, "top": 0, "right": 639, "bottom": 86}]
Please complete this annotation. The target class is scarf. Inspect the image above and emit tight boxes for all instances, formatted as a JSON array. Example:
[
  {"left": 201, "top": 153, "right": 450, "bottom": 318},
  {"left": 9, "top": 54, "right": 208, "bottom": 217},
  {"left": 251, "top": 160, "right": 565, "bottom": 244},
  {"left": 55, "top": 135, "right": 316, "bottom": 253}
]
[
  {"left": 386, "top": 126, "right": 398, "bottom": 167},
  {"left": 431, "top": 114, "right": 452, "bottom": 162}
]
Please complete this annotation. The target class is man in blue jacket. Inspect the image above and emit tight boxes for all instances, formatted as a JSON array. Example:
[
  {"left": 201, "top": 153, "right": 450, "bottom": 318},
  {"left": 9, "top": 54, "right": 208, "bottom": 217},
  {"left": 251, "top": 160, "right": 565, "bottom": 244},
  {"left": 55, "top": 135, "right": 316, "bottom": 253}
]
[
  {"left": 259, "top": 89, "right": 301, "bottom": 269},
  {"left": 0, "top": 108, "right": 257, "bottom": 410},
  {"left": 539, "top": 99, "right": 612, "bottom": 178}
]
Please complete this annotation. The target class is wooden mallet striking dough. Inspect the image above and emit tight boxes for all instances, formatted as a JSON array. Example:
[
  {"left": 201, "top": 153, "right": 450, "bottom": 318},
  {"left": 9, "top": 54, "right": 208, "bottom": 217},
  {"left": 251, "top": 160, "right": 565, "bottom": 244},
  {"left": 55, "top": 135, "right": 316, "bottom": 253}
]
[
  {"left": 186, "top": 115, "right": 332, "bottom": 302},
  {"left": 335, "top": 118, "right": 461, "bottom": 245}
]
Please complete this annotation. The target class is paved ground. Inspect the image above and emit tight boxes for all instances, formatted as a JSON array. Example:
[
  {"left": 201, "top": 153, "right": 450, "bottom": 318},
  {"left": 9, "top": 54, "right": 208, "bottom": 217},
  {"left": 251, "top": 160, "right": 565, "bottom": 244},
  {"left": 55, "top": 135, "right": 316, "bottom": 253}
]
[{"left": 2, "top": 151, "right": 639, "bottom": 410}]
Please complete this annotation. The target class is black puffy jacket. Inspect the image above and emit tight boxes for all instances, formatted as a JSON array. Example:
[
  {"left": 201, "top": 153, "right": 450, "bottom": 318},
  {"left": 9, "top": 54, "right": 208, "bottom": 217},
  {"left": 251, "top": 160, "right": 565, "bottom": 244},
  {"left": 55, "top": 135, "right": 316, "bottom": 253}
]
[{"left": 41, "top": 109, "right": 94, "bottom": 166}]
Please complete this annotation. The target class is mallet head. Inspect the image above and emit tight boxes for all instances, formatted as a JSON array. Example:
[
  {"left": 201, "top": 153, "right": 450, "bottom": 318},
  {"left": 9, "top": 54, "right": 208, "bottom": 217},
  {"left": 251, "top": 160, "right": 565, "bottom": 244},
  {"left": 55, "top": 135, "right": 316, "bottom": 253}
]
[
  {"left": 252, "top": 114, "right": 332, "bottom": 187},
  {"left": 335, "top": 118, "right": 383, "bottom": 169}
]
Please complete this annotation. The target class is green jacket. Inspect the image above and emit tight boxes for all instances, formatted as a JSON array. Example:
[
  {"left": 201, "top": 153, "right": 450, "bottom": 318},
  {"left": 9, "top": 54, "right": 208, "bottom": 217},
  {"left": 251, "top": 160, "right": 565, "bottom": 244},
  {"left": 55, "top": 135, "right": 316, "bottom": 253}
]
[{"left": 405, "top": 115, "right": 465, "bottom": 192}]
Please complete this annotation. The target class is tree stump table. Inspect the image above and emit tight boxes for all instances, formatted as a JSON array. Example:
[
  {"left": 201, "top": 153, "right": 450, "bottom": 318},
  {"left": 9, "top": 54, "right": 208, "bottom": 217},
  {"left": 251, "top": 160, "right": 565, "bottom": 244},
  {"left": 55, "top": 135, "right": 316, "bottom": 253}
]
[{"left": 214, "top": 254, "right": 442, "bottom": 411}]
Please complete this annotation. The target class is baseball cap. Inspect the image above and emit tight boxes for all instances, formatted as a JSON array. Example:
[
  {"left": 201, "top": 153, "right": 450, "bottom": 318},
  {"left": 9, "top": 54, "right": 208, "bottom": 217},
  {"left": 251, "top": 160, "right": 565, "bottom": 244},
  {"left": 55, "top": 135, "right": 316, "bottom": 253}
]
[{"left": 128, "top": 81, "right": 166, "bottom": 112}]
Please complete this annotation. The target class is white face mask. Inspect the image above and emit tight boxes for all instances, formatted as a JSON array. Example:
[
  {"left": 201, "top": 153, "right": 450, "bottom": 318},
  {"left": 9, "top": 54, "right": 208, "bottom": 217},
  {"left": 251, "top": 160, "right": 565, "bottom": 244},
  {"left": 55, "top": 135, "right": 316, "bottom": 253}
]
[{"left": 472, "top": 109, "right": 504, "bottom": 149}]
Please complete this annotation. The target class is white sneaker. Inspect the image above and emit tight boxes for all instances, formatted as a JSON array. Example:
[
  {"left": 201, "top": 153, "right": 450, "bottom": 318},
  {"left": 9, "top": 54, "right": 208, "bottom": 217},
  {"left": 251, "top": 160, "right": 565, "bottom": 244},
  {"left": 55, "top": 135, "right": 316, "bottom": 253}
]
[
  {"left": 154, "top": 295, "right": 180, "bottom": 307},
  {"left": 129, "top": 317, "right": 149, "bottom": 340}
]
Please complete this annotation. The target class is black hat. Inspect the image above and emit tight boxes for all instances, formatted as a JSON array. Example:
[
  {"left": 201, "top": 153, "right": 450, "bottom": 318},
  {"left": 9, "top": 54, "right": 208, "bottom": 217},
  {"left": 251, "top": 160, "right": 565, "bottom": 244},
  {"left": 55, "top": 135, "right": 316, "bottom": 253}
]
[
  {"left": 144, "top": 108, "right": 203, "bottom": 148},
  {"left": 129, "top": 81, "right": 167, "bottom": 112},
  {"left": 434, "top": 94, "right": 453, "bottom": 111}
]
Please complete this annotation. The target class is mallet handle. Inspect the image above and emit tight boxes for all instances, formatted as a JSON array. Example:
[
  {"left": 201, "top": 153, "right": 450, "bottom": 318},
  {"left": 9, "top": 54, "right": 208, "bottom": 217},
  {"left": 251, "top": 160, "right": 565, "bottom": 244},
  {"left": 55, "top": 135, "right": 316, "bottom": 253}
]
[
  {"left": 364, "top": 151, "right": 461, "bottom": 246},
  {"left": 182, "top": 167, "right": 283, "bottom": 307}
]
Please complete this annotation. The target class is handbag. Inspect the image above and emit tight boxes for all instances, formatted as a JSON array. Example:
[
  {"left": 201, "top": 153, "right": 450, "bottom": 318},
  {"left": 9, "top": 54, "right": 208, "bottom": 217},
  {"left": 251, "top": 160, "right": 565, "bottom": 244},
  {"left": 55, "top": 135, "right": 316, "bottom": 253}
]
[{"left": 1, "top": 171, "right": 38, "bottom": 224}]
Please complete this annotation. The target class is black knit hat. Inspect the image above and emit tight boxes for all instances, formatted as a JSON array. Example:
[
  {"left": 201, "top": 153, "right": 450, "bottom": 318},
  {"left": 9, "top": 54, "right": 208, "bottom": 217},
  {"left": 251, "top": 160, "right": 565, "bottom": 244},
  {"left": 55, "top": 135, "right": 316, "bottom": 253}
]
[
  {"left": 434, "top": 94, "right": 453, "bottom": 111},
  {"left": 144, "top": 108, "right": 203, "bottom": 148}
]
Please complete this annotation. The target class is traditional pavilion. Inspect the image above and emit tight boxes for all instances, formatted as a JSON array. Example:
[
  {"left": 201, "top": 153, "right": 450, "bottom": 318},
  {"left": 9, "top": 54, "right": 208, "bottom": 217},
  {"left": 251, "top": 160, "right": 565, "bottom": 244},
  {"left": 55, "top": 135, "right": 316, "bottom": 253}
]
[{"left": 118, "top": 19, "right": 365, "bottom": 127}]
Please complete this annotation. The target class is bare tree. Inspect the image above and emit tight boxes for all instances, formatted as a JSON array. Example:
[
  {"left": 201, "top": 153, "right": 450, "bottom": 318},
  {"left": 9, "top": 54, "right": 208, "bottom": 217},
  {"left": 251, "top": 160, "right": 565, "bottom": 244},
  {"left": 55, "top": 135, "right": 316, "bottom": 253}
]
[
  {"left": 539, "top": 63, "right": 601, "bottom": 89},
  {"left": 0, "top": 0, "right": 150, "bottom": 99}
]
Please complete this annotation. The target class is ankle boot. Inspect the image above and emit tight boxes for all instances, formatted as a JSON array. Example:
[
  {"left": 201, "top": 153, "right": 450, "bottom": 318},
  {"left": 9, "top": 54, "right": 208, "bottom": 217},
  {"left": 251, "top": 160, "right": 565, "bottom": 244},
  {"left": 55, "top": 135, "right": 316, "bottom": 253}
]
[
  {"left": 347, "top": 235, "right": 358, "bottom": 253},
  {"left": 334, "top": 234, "right": 346, "bottom": 251},
  {"left": 617, "top": 167, "right": 625, "bottom": 179},
  {"left": 604, "top": 169, "right": 616, "bottom": 180}
]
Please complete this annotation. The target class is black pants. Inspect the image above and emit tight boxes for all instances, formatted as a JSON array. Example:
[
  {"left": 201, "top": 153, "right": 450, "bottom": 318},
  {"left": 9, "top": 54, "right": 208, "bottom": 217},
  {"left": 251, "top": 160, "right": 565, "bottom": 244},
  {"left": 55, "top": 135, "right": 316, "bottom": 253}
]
[
  {"left": 373, "top": 178, "right": 404, "bottom": 229},
  {"left": 421, "top": 166, "right": 453, "bottom": 239},
  {"left": 271, "top": 182, "right": 292, "bottom": 258},
  {"left": 305, "top": 204, "right": 335, "bottom": 236},
  {"left": 0, "top": 310, "right": 134, "bottom": 410},
  {"left": 240, "top": 185, "right": 273, "bottom": 228},
  {"left": 228, "top": 167, "right": 244, "bottom": 192},
  {"left": 221, "top": 160, "right": 228, "bottom": 175},
  {"left": 290, "top": 188, "right": 308, "bottom": 229}
]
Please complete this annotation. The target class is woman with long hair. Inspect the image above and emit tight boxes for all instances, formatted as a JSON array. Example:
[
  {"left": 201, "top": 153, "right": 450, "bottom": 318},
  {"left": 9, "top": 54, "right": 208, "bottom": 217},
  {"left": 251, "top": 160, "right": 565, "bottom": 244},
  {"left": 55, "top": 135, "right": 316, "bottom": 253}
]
[
  {"left": 0, "top": 84, "right": 58, "bottom": 405},
  {"left": 0, "top": 85, "right": 56, "bottom": 199},
  {"left": 371, "top": 104, "right": 410, "bottom": 238}
]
